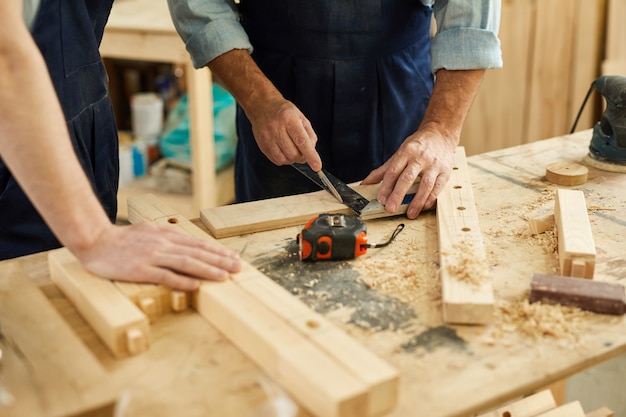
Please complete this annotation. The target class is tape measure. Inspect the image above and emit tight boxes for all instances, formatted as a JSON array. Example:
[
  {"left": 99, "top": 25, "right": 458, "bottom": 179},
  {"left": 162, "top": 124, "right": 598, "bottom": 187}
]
[{"left": 297, "top": 213, "right": 404, "bottom": 261}]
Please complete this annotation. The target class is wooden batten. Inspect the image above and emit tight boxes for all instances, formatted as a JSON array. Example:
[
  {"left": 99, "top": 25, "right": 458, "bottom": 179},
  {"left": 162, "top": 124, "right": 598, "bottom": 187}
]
[
  {"left": 48, "top": 248, "right": 151, "bottom": 357},
  {"left": 536, "top": 401, "right": 585, "bottom": 417},
  {"left": 476, "top": 390, "right": 557, "bottom": 417},
  {"left": 127, "top": 194, "right": 400, "bottom": 417},
  {"left": 554, "top": 189, "right": 596, "bottom": 278},
  {"left": 436, "top": 147, "right": 494, "bottom": 324},
  {"left": 200, "top": 183, "right": 419, "bottom": 239}
]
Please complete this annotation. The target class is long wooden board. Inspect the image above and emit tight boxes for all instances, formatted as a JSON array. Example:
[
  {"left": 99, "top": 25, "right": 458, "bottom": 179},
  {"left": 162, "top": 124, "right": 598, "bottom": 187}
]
[
  {"left": 128, "top": 194, "right": 400, "bottom": 417},
  {"left": 48, "top": 248, "right": 151, "bottom": 357},
  {"left": 554, "top": 189, "right": 596, "bottom": 278},
  {"left": 200, "top": 182, "right": 419, "bottom": 238},
  {"left": 437, "top": 147, "right": 494, "bottom": 324}
]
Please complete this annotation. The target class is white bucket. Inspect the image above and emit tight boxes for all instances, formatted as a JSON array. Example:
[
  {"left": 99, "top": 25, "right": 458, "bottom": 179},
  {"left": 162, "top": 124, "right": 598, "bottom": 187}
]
[{"left": 130, "top": 92, "right": 163, "bottom": 141}]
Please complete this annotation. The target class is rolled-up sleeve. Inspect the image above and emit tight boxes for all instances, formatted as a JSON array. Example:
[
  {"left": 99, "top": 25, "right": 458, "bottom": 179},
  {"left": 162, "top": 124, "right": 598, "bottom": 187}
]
[
  {"left": 429, "top": 0, "right": 503, "bottom": 73},
  {"left": 167, "top": 0, "right": 252, "bottom": 69}
]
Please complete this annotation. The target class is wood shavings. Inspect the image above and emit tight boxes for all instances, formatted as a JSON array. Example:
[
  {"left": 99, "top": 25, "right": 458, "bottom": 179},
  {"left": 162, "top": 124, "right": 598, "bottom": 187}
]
[
  {"left": 358, "top": 237, "right": 440, "bottom": 305},
  {"left": 443, "top": 240, "right": 489, "bottom": 287},
  {"left": 491, "top": 297, "right": 592, "bottom": 346}
]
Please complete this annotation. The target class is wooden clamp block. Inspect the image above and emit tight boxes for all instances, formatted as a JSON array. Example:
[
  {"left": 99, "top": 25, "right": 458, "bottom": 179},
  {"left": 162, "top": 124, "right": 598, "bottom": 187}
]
[
  {"left": 128, "top": 194, "right": 400, "bottom": 417},
  {"left": 114, "top": 281, "right": 189, "bottom": 322},
  {"left": 48, "top": 248, "right": 151, "bottom": 357},
  {"left": 554, "top": 189, "right": 596, "bottom": 278},
  {"left": 200, "top": 182, "right": 419, "bottom": 238},
  {"left": 476, "top": 389, "right": 557, "bottom": 417},
  {"left": 437, "top": 147, "right": 494, "bottom": 324}
]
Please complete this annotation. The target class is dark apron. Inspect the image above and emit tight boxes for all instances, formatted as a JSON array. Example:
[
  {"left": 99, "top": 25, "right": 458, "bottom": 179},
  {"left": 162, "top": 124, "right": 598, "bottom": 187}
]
[
  {"left": 235, "top": 0, "right": 433, "bottom": 202},
  {"left": 0, "top": 0, "right": 118, "bottom": 259}
]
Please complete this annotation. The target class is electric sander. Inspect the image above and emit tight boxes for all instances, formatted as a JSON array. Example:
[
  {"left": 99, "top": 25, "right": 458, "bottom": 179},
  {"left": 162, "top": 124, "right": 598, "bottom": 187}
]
[{"left": 571, "top": 75, "right": 626, "bottom": 173}]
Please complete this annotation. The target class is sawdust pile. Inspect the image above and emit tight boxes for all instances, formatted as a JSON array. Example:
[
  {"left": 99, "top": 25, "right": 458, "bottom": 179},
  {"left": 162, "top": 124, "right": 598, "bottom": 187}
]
[
  {"left": 358, "top": 237, "right": 440, "bottom": 305},
  {"left": 490, "top": 297, "right": 592, "bottom": 345},
  {"left": 443, "top": 240, "right": 489, "bottom": 287}
]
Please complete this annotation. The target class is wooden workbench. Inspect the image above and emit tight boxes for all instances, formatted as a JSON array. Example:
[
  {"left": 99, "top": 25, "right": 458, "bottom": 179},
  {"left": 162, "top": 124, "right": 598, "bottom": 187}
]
[{"left": 2, "top": 130, "right": 626, "bottom": 417}]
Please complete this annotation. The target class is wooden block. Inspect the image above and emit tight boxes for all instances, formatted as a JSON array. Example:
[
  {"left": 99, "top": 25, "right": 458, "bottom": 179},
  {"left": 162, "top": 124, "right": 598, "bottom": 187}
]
[
  {"left": 48, "top": 248, "right": 151, "bottom": 357},
  {"left": 536, "top": 401, "right": 585, "bottom": 417},
  {"left": 128, "top": 193, "right": 400, "bottom": 417},
  {"left": 546, "top": 162, "right": 588, "bottom": 186},
  {"left": 437, "top": 147, "right": 495, "bottom": 324},
  {"left": 529, "top": 273, "right": 626, "bottom": 315},
  {"left": 195, "top": 280, "right": 368, "bottom": 417},
  {"left": 554, "top": 189, "right": 596, "bottom": 278},
  {"left": 114, "top": 281, "right": 189, "bottom": 322},
  {"left": 200, "top": 182, "right": 419, "bottom": 238},
  {"left": 586, "top": 406, "right": 614, "bottom": 417},
  {"left": 476, "top": 389, "right": 556, "bottom": 417},
  {"left": 526, "top": 203, "right": 555, "bottom": 235}
]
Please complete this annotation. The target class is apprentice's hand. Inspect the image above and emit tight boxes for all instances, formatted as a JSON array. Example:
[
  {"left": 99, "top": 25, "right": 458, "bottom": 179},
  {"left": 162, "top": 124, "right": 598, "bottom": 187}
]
[
  {"left": 249, "top": 98, "right": 322, "bottom": 171},
  {"left": 74, "top": 222, "right": 241, "bottom": 291},
  {"left": 361, "top": 126, "right": 456, "bottom": 219}
]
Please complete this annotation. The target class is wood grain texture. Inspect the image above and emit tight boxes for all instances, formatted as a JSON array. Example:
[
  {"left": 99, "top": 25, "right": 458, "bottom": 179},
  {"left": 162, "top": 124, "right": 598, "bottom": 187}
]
[
  {"left": 200, "top": 182, "right": 419, "bottom": 238},
  {"left": 437, "top": 147, "right": 494, "bottom": 324},
  {"left": 536, "top": 401, "right": 585, "bottom": 417},
  {"left": 48, "top": 248, "right": 151, "bottom": 357},
  {"left": 554, "top": 189, "right": 596, "bottom": 278},
  {"left": 0, "top": 260, "right": 115, "bottom": 417},
  {"left": 128, "top": 193, "right": 400, "bottom": 417},
  {"left": 476, "top": 390, "right": 556, "bottom": 417}
]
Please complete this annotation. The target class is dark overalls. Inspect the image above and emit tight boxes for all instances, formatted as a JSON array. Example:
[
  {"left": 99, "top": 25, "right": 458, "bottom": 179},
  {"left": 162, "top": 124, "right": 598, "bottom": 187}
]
[
  {"left": 0, "top": 0, "right": 118, "bottom": 259},
  {"left": 235, "top": 0, "right": 434, "bottom": 202}
]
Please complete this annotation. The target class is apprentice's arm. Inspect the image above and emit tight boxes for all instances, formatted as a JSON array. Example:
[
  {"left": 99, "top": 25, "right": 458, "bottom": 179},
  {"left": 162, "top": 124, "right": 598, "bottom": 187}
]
[
  {"left": 0, "top": 1, "right": 240, "bottom": 289},
  {"left": 362, "top": 0, "right": 502, "bottom": 219},
  {"left": 167, "top": 0, "right": 321, "bottom": 170}
]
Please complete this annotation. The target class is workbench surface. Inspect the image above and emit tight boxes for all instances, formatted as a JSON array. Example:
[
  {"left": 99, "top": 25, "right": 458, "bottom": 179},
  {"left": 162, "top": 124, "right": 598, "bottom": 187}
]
[{"left": 2, "top": 130, "right": 625, "bottom": 417}]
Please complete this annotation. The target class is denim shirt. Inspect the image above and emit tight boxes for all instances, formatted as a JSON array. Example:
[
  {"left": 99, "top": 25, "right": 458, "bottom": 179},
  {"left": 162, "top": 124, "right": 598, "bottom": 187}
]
[{"left": 168, "top": 0, "right": 503, "bottom": 73}]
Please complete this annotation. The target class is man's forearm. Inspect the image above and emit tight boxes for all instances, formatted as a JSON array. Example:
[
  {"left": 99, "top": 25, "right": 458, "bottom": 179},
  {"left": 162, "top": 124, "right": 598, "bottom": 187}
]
[
  {"left": 420, "top": 68, "right": 485, "bottom": 146},
  {"left": 207, "top": 49, "right": 283, "bottom": 117}
]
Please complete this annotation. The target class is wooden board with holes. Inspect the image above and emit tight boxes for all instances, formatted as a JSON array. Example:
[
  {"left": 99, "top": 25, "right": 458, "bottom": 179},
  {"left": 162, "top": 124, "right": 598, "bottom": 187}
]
[
  {"left": 48, "top": 248, "right": 151, "bottom": 357},
  {"left": 128, "top": 193, "right": 399, "bottom": 417},
  {"left": 554, "top": 189, "right": 596, "bottom": 278},
  {"left": 200, "top": 182, "right": 419, "bottom": 238},
  {"left": 436, "top": 147, "right": 494, "bottom": 324}
]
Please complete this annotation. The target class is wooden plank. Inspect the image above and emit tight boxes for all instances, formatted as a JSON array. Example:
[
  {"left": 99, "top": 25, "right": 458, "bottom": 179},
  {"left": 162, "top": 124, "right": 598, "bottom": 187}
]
[
  {"left": 194, "top": 280, "right": 368, "bottom": 417},
  {"left": 526, "top": 0, "right": 576, "bottom": 142},
  {"left": 200, "top": 182, "right": 418, "bottom": 238},
  {"left": 536, "top": 401, "right": 585, "bottom": 417},
  {"left": 128, "top": 193, "right": 400, "bottom": 417},
  {"left": 586, "top": 406, "right": 615, "bottom": 417},
  {"left": 0, "top": 260, "right": 115, "bottom": 417},
  {"left": 554, "top": 189, "right": 596, "bottom": 278},
  {"left": 48, "top": 248, "right": 151, "bottom": 357},
  {"left": 476, "top": 390, "right": 557, "bottom": 417},
  {"left": 437, "top": 147, "right": 494, "bottom": 324}
]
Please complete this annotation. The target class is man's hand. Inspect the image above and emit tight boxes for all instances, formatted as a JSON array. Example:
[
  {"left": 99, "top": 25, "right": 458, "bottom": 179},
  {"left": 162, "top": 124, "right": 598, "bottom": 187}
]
[
  {"left": 362, "top": 69, "right": 485, "bottom": 220},
  {"left": 75, "top": 222, "right": 242, "bottom": 291},
  {"left": 362, "top": 126, "right": 456, "bottom": 219},
  {"left": 208, "top": 50, "right": 322, "bottom": 171},
  {"left": 248, "top": 98, "right": 321, "bottom": 170}
]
